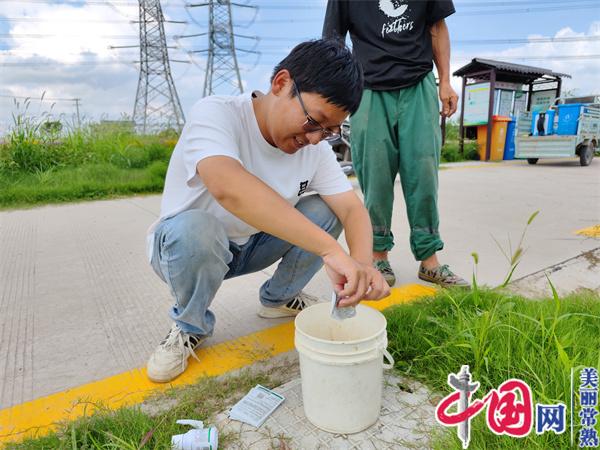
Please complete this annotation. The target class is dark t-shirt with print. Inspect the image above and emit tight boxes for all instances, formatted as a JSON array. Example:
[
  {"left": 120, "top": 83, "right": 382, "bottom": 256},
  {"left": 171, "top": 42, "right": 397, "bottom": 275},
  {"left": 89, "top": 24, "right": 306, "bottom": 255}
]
[{"left": 323, "top": 0, "right": 455, "bottom": 90}]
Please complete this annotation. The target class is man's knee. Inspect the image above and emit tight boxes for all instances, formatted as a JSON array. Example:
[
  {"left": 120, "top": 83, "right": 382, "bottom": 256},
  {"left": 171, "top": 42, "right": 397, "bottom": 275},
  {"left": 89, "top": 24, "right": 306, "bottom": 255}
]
[
  {"left": 162, "top": 210, "right": 231, "bottom": 264},
  {"left": 296, "top": 195, "right": 342, "bottom": 238}
]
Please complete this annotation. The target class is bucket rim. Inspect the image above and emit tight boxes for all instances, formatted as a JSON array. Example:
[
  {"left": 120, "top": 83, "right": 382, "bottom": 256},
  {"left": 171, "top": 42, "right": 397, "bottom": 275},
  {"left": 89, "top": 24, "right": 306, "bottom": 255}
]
[{"left": 294, "top": 304, "right": 387, "bottom": 346}]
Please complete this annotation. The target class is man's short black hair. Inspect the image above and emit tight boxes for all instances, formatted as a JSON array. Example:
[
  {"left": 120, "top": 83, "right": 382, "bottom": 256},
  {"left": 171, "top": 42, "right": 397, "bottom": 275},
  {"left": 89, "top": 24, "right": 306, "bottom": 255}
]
[{"left": 271, "top": 39, "right": 364, "bottom": 115}]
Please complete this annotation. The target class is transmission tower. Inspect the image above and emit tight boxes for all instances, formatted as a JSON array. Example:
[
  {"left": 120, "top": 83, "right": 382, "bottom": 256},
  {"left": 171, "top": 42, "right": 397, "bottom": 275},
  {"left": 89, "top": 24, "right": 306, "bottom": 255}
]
[
  {"left": 204, "top": 1, "right": 244, "bottom": 96},
  {"left": 133, "top": 0, "right": 185, "bottom": 134},
  {"left": 187, "top": 0, "right": 247, "bottom": 97}
]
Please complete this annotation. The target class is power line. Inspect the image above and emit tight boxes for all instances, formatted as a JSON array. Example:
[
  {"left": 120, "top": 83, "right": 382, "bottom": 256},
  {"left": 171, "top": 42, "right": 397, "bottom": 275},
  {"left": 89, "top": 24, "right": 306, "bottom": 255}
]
[
  {"left": 455, "top": 36, "right": 600, "bottom": 45},
  {"left": 0, "top": 32, "right": 312, "bottom": 41},
  {"left": 0, "top": 0, "right": 179, "bottom": 5},
  {"left": 3, "top": 33, "right": 599, "bottom": 47},
  {"left": 234, "top": 51, "right": 600, "bottom": 61},
  {"left": 0, "top": 94, "right": 82, "bottom": 125},
  {"left": 455, "top": 54, "right": 600, "bottom": 61},
  {"left": 241, "top": 2, "right": 600, "bottom": 23},
  {"left": 3, "top": 52, "right": 598, "bottom": 68},
  {"left": 0, "top": 94, "right": 79, "bottom": 101},
  {"left": 458, "top": 2, "right": 600, "bottom": 16},
  {"left": 0, "top": 0, "right": 185, "bottom": 6},
  {"left": 0, "top": 30, "right": 595, "bottom": 44},
  {"left": 0, "top": 16, "right": 188, "bottom": 24},
  {"left": 1, "top": 33, "right": 145, "bottom": 39},
  {"left": 1, "top": 0, "right": 598, "bottom": 11},
  {"left": 0, "top": 0, "right": 578, "bottom": 3},
  {"left": 0, "top": 17, "right": 134, "bottom": 23},
  {"left": 0, "top": 0, "right": 318, "bottom": 7},
  {"left": 2, "top": 0, "right": 596, "bottom": 24},
  {"left": 0, "top": 60, "right": 138, "bottom": 66},
  {"left": 455, "top": 0, "right": 597, "bottom": 6},
  {"left": 240, "top": 0, "right": 600, "bottom": 10}
]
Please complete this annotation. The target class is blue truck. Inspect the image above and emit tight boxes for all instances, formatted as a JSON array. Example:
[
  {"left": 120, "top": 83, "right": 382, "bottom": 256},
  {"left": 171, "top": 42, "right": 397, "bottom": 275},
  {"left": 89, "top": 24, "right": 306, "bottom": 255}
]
[{"left": 514, "top": 97, "right": 599, "bottom": 166}]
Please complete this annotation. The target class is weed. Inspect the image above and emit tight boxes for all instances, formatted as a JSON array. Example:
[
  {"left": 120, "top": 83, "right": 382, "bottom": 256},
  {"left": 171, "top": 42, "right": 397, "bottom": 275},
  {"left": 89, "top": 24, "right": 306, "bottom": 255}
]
[
  {"left": 491, "top": 210, "right": 540, "bottom": 288},
  {"left": 385, "top": 287, "right": 600, "bottom": 449},
  {"left": 5, "top": 368, "right": 287, "bottom": 449}
]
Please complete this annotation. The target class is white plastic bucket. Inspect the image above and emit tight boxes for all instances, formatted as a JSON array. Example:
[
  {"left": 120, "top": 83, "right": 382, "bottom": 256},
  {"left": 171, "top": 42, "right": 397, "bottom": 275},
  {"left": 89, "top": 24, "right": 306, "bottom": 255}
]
[{"left": 294, "top": 302, "right": 395, "bottom": 434}]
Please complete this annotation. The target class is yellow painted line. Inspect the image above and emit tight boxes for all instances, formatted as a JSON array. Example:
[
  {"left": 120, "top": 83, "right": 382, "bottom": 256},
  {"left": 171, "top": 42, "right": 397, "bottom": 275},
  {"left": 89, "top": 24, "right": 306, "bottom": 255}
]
[
  {"left": 0, "top": 283, "right": 435, "bottom": 445},
  {"left": 576, "top": 224, "right": 600, "bottom": 238}
]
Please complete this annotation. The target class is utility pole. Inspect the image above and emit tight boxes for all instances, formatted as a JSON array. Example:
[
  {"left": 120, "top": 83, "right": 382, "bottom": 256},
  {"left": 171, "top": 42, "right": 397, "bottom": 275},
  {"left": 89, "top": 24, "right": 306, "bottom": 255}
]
[
  {"left": 132, "top": 0, "right": 185, "bottom": 134},
  {"left": 74, "top": 98, "right": 81, "bottom": 128},
  {"left": 188, "top": 1, "right": 257, "bottom": 97}
]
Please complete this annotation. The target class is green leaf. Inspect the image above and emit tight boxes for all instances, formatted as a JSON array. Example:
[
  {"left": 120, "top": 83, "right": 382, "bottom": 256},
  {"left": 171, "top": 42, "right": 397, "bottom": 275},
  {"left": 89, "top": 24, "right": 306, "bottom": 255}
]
[
  {"left": 500, "top": 262, "right": 520, "bottom": 288},
  {"left": 554, "top": 335, "right": 571, "bottom": 370},
  {"left": 546, "top": 273, "right": 560, "bottom": 303},
  {"left": 71, "top": 425, "right": 77, "bottom": 450},
  {"left": 527, "top": 210, "right": 540, "bottom": 225}
]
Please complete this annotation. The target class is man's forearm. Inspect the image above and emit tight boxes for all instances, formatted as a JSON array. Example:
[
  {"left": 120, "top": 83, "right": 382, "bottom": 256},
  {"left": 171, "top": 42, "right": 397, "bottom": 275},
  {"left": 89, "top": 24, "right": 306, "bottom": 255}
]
[
  {"left": 341, "top": 207, "right": 373, "bottom": 265},
  {"left": 431, "top": 19, "right": 451, "bottom": 84},
  {"left": 199, "top": 157, "right": 344, "bottom": 259}
]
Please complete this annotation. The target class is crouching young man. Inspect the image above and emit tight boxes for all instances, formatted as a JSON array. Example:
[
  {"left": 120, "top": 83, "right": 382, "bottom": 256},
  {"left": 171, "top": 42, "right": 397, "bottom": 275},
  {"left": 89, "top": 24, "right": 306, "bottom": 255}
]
[{"left": 146, "top": 39, "right": 390, "bottom": 383}]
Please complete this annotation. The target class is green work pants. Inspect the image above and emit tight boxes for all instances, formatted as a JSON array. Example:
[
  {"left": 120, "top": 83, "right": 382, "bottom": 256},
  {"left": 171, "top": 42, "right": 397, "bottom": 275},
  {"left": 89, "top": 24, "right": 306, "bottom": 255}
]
[{"left": 350, "top": 72, "right": 444, "bottom": 261}]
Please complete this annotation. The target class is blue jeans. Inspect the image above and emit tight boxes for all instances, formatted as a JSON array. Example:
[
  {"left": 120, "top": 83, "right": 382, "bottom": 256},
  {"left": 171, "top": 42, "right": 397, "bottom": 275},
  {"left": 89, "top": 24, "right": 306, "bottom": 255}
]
[{"left": 150, "top": 195, "right": 342, "bottom": 337}]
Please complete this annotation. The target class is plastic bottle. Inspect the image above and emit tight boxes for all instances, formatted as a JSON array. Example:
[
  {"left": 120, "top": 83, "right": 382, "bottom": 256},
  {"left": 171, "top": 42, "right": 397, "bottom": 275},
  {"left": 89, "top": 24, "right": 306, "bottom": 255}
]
[{"left": 171, "top": 420, "right": 218, "bottom": 450}]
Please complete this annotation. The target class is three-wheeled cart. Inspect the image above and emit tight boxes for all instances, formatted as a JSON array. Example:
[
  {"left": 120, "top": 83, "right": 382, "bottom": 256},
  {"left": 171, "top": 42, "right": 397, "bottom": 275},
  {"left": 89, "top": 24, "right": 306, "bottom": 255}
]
[{"left": 515, "top": 102, "right": 599, "bottom": 166}]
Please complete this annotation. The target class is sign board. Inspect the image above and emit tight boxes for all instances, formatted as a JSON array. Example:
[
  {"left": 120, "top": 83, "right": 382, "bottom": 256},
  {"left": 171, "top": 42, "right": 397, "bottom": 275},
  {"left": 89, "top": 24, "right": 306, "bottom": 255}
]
[
  {"left": 497, "top": 90, "right": 514, "bottom": 117},
  {"left": 531, "top": 89, "right": 557, "bottom": 112},
  {"left": 464, "top": 82, "right": 491, "bottom": 126},
  {"left": 495, "top": 81, "right": 523, "bottom": 91}
]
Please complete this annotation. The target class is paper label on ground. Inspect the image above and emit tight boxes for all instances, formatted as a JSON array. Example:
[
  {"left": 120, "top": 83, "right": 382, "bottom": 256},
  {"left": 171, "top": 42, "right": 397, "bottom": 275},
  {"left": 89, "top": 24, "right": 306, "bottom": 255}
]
[{"left": 229, "top": 384, "right": 285, "bottom": 428}]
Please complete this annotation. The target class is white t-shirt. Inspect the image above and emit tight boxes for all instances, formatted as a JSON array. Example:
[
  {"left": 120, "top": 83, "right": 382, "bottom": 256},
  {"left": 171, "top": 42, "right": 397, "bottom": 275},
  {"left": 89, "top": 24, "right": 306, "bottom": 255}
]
[{"left": 146, "top": 92, "right": 352, "bottom": 261}]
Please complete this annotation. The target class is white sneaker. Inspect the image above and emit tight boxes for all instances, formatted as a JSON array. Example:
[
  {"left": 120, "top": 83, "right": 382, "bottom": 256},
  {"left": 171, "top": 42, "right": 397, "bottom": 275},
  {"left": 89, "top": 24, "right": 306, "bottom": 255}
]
[
  {"left": 257, "top": 292, "right": 321, "bottom": 319},
  {"left": 146, "top": 324, "right": 205, "bottom": 383}
]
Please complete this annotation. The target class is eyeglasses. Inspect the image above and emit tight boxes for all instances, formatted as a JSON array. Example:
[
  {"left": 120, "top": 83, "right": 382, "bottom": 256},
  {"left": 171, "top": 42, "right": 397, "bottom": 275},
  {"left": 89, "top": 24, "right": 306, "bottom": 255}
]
[{"left": 292, "top": 80, "right": 341, "bottom": 142}]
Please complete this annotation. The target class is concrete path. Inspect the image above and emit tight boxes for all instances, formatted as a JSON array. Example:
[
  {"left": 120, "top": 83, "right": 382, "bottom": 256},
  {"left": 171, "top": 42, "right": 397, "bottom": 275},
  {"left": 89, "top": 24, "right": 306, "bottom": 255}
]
[
  {"left": 509, "top": 247, "right": 600, "bottom": 297},
  {"left": 0, "top": 158, "right": 598, "bottom": 418}
]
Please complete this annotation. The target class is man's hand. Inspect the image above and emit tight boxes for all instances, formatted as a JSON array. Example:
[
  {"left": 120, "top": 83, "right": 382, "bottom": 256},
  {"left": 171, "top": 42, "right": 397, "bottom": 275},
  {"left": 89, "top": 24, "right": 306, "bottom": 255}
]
[
  {"left": 439, "top": 81, "right": 458, "bottom": 118},
  {"left": 322, "top": 249, "right": 390, "bottom": 307}
]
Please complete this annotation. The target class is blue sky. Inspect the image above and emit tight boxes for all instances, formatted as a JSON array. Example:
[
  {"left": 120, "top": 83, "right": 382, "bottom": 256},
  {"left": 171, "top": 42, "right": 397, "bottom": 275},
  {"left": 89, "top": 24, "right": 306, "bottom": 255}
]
[{"left": 0, "top": 0, "right": 599, "bottom": 133}]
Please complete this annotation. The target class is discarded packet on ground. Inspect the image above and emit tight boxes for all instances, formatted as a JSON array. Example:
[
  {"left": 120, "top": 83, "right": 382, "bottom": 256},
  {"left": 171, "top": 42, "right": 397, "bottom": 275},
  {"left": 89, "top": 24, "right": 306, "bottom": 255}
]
[
  {"left": 228, "top": 384, "right": 285, "bottom": 428},
  {"left": 330, "top": 291, "right": 356, "bottom": 320},
  {"left": 171, "top": 419, "right": 218, "bottom": 450}
]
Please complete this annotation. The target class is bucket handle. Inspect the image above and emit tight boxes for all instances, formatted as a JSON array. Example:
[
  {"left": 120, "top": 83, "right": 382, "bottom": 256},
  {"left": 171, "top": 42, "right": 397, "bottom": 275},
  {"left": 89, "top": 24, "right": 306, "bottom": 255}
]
[{"left": 382, "top": 348, "right": 395, "bottom": 370}]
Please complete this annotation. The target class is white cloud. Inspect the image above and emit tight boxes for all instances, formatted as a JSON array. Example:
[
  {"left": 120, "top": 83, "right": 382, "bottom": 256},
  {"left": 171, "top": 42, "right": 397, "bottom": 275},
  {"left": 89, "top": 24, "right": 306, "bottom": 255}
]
[
  {"left": 1, "top": 2, "right": 139, "bottom": 62},
  {"left": 448, "top": 21, "right": 600, "bottom": 98}
]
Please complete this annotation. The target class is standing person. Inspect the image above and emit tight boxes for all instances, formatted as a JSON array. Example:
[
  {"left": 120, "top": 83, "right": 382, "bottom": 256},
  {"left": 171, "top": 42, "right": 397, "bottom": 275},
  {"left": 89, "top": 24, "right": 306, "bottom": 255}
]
[
  {"left": 145, "top": 39, "right": 390, "bottom": 383},
  {"left": 323, "top": 0, "right": 469, "bottom": 288}
]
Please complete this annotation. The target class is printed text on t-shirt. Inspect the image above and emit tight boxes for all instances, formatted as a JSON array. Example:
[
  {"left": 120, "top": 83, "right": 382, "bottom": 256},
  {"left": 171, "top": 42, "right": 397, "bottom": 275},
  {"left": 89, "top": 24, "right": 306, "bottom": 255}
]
[
  {"left": 298, "top": 180, "right": 309, "bottom": 196},
  {"left": 379, "top": 0, "right": 415, "bottom": 38}
]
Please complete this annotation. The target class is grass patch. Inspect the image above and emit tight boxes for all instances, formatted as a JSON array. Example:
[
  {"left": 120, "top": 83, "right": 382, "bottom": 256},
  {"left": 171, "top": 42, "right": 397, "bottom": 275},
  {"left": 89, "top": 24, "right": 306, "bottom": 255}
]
[
  {"left": 5, "top": 365, "right": 292, "bottom": 449},
  {"left": 0, "top": 162, "right": 168, "bottom": 210},
  {"left": 441, "top": 140, "right": 479, "bottom": 163},
  {"left": 0, "top": 114, "right": 480, "bottom": 209},
  {"left": 0, "top": 117, "right": 175, "bottom": 209},
  {"left": 385, "top": 287, "right": 600, "bottom": 449},
  {"left": 442, "top": 122, "right": 479, "bottom": 163}
]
